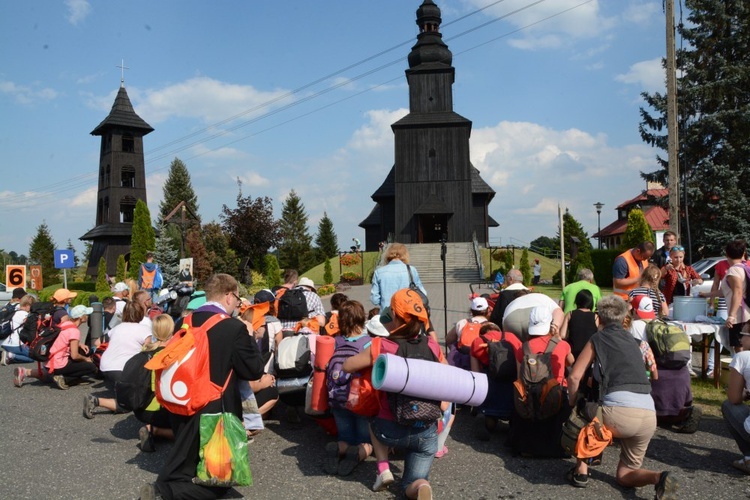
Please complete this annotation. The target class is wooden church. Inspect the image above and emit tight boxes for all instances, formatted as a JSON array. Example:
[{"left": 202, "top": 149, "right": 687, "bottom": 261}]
[
  {"left": 80, "top": 82, "right": 153, "bottom": 276},
  {"left": 359, "top": 0, "right": 497, "bottom": 251}
]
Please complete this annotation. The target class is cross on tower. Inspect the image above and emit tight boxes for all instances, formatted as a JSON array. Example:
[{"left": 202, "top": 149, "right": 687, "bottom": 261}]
[{"left": 116, "top": 59, "right": 130, "bottom": 87}]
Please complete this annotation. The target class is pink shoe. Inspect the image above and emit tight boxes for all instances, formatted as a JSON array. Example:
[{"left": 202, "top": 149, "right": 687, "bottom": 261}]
[
  {"left": 13, "top": 367, "right": 25, "bottom": 387},
  {"left": 435, "top": 446, "right": 448, "bottom": 458}
]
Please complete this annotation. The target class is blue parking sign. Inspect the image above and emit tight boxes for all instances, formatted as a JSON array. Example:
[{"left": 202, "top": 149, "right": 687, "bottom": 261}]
[{"left": 54, "top": 249, "right": 76, "bottom": 269}]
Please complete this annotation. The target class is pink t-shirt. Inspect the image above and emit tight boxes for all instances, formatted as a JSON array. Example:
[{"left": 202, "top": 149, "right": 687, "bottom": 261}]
[{"left": 46, "top": 322, "right": 81, "bottom": 373}]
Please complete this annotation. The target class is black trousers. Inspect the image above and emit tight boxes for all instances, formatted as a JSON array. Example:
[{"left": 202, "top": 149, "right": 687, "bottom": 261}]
[{"left": 54, "top": 360, "right": 98, "bottom": 381}]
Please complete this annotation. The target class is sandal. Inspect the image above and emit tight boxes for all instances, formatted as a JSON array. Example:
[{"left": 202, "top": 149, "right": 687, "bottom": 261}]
[
  {"left": 338, "top": 445, "right": 361, "bottom": 477},
  {"left": 566, "top": 466, "right": 588, "bottom": 488},
  {"left": 732, "top": 457, "right": 750, "bottom": 475}
]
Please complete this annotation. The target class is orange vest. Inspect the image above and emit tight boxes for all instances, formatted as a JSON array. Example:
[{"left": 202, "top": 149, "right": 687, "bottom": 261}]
[
  {"left": 140, "top": 265, "right": 156, "bottom": 289},
  {"left": 613, "top": 249, "right": 642, "bottom": 299}
]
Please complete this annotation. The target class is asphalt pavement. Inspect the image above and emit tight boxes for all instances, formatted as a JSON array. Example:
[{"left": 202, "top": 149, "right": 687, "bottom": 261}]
[{"left": 1, "top": 284, "right": 749, "bottom": 499}]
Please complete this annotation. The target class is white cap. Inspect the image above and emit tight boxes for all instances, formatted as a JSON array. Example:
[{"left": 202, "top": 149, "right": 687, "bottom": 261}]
[
  {"left": 471, "top": 297, "right": 489, "bottom": 311},
  {"left": 113, "top": 282, "right": 129, "bottom": 293},
  {"left": 528, "top": 306, "right": 553, "bottom": 336},
  {"left": 69, "top": 305, "right": 94, "bottom": 319},
  {"left": 365, "top": 315, "right": 389, "bottom": 337},
  {"left": 298, "top": 277, "right": 316, "bottom": 290}
]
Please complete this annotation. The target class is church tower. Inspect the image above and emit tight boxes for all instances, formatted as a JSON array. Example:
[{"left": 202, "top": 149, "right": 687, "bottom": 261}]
[
  {"left": 80, "top": 82, "right": 153, "bottom": 276},
  {"left": 360, "top": 0, "right": 496, "bottom": 250}
]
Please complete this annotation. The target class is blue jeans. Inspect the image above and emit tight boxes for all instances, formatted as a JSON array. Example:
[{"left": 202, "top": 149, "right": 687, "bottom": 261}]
[
  {"left": 2, "top": 345, "right": 33, "bottom": 363},
  {"left": 722, "top": 399, "right": 750, "bottom": 456},
  {"left": 332, "top": 407, "right": 371, "bottom": 445},
  {"left": 371, "top": 417, "right": 437, "bottom": 489}
]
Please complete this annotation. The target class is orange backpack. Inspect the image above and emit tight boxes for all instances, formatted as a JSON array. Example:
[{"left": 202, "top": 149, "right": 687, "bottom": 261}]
[
  {"left": 457, "top": 319, "right": 483, "bottom": 354},
  {"left": 345, "top": 337, "right": 381, "bottom": 417},
  {"left": 324, "top": 312, "right": 340, "bottom": 336},
  {"left": 144, "top": 313, "right": 230, "bottom": 416}
]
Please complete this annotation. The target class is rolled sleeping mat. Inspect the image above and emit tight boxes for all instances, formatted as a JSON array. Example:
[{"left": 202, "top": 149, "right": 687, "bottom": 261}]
[
  {"left": 372, "top": 353, "right": 488, "bottom": 407},
  {"left": 276, "top": 375, "right": 311, "bottom": 395},
  {"left": 89, "top": 302, "right": 103, "bottom": 342},
  {"left": 311, "top": 335, "right": 336, "bottom": 412}
]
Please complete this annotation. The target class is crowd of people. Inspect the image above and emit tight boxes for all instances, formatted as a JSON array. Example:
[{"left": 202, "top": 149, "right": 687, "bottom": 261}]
[{"left": 1, "top": 237, "right": 748, "bottom": 499}]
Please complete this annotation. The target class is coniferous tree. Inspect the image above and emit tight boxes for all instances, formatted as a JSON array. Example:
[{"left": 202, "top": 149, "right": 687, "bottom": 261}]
[
  {"left": 203, "top": 222, "right": 238, "bottom": 277},
  {"left": 66, "top": 239, "right": 79, "bottom": 267},
  {"left": 220, "top": 183, "right": 280, "bottom": 270},
  {"left": 639, "top": 0, "right": 750, "bottom": 254},
  {"left": 264, "top": 254, "right": 281, "bottom": 288},
  {"left": 621, "top": 208, "right": 654, "bottom": 250},
  {"left": 29, "top": 221, "right": 58, "bottom": 283},
  {"left": 556, "top": 209, "right": 595, "bottom": 282},
  {"left": 96, "top": 256, "right": 109, "bottom": 293},
  {"left": 278, "top": 190, "right": 315, "bottom": 271},
  {"left": 323, "top": 258, "right": 333, "bottom": 285},
  {"left": 186, "top": 227, "right": 212, "bottom": 284},
  {"left": 519, "top": 248, "right": 532, "bottom": 286},
  {"left": 154, "top": 220, "right": 180, "bottom": 285},
  {"left": 116, "top": 255, "right": 126, "bottom": 282},
  {"left": 129, "top": 200, "right": 156, "bottom": 279},
  {"left": 159, "top": 158, "right": 200, "bottom": 222},
  {"left": 314, "top": 212, "right": 339, "bottom": 262}
]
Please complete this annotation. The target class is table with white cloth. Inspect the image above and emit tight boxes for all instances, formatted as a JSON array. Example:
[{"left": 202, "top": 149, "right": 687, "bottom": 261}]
[{"left": 672, "top": 320, "right": 729, "bottom": 388}]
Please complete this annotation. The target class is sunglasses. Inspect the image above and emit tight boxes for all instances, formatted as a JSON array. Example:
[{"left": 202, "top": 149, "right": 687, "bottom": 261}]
[
  {"left": 231, "top": 292, "right": 241, "bottom": 303},
  {"left": 671, "top": 246, "right": 685, "bottom": 252}
]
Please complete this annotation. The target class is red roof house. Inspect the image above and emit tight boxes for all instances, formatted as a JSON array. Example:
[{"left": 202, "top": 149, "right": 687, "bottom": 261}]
[{"left": 593, "top": 187, "right": 670, "bottom": 250}]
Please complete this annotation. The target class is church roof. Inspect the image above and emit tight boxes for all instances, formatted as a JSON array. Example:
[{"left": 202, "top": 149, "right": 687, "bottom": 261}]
[
  {"left": 392, "top": 111, "right": 471, "bottom": 128},
  {"left": 359, "top": 204, "right": 382, "bottom": 228},
  {"left": 80, "top": 223, "right": 135, "bottom": 240},
  {"left": 91, "top": 86, "right": 154, "bottom": 136},
  {"left": 371, "top": 166, "right": 396, "bottom": 199},
  {"left": 470, "top": 166, "right": 495, "bottom": 197}
]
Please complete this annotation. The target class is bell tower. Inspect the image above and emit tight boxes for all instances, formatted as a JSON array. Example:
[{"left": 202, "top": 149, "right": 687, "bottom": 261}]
[{"left": 80, "top": 82, "right": 153, "bottom": 276}]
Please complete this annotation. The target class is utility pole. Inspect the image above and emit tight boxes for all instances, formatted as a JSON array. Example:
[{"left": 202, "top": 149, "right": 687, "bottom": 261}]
[{"left": 665, "top": 0, "right": 680, "bottom": 241}]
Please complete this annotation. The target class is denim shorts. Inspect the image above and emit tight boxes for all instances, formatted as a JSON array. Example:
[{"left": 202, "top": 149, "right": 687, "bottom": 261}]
[
  {"left": 371, "top": 417, "right": 437, "bottom": 489},
  {"left": 332, "top": 407, "right": 371, "bottom": 445}
]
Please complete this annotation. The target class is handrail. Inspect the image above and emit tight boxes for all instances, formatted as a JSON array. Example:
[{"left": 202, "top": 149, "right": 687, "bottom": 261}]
[{"left": 472, "top": 232, "right": 484, "bottom": 281}]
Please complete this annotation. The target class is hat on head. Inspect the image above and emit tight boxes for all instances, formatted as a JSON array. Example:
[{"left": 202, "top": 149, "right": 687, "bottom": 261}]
[
  {"left": 389, "top": 288, "right": 430, "bottom": 330},
  {"left": 12, "top": 288, "right": 27, "bottom": 299},
  {"left": 528, "top": 306, "right": 553, "bottom": 336},
  {"left": 631, "top": 295, "right": 656, "bottom": 320},
  {"left": 113, "top": 282, "right": 129, "bottom": 293},
  {"left": 298, "top": 277, "right": 316, "bottom": 291},
  {"left": 69, "top": 305, "right": 93, "bottom": 319},
  {"left": 379, "top": 306, "right": 393, "bottom": 324},
  {"left": 365, "top": 315, "right": 390, "bottom": 337},
  {"left": 254, "top": 289, "right": 276, "bottom": 304},
  {"left": 471, "top": 296, "right": 489, "bottom": 311},
  {"left": 52, "top": 288, "right": 77, "bottom": 302}
]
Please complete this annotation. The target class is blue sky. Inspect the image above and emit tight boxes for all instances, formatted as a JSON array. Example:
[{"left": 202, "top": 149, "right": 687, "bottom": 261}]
[{"left": 0, "top": 0, "right": 670, "bottom": 260}]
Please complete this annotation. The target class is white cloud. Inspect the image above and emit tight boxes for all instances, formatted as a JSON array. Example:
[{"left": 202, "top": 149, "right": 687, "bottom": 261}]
[
  {"left": 464, "top": 0, "right": 614, "bottom": 50},
  {"left": 0, "top": 80, "right": 58, "bottom": 104},
  {"left": 65, "top": 0, "right": 91, "bottom": 26},
  {"left": 347, "top": 108, "right": 408, "bottom": 152},
  {"left": 622, "top": 0, "right": 661, "bottom": 25},
  {"left": 69, "top": 186, "right": 97, "bottom": 208},
  {"left": 615, "top": 58, "right": 664, "bottom": 92}
]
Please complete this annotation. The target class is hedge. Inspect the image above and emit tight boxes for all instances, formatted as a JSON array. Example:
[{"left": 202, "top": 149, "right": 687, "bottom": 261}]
[{"left": 590, "top": 249, "right": 621, "bottom": 288}]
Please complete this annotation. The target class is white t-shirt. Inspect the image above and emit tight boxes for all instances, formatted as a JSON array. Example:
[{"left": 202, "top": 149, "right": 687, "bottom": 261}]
[
  {"left": 503, "top": 293, "right": 558, "bottom": 323},
  {"left": 114, "top": 298, "right": 127, "bottom": 315},
  {"left": 455, "top": 316, "right": 488, "bottom": 341},
  {"left": 99, "top": 322, "right": 151, "bottom": 373},
  {"left": 2, "top": 309, "right": 26, "bottom": 347},
  {"left": 730, "top": 351, "right": 750, "bottom": 393},
  {"left": 629, "top": 319, "right": 648, "bottom": 343}
]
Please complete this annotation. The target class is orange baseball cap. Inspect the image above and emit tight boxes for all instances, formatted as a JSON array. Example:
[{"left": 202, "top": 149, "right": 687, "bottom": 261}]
[
  {"left": 52, "top": 288, "right": 77, "bottom": 302},
  {"left": 389, "top": 288, "right": 430, "bottom": 330}
]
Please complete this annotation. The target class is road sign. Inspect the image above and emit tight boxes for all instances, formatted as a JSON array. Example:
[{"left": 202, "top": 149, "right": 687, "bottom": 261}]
[
  {"left": 5, "top": 265, "right": 26, "bottom": 290},
  {"left": 29, "top": 265, "right": 43, "bottom": 291},
  {"left": 54, "top": 249, "right": 76, "bottom": 269}
]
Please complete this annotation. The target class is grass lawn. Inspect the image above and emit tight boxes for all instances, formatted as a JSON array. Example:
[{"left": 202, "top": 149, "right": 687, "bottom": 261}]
[
  {"left": 302, "top": 252, "right": 381, "bottom": 286},
  {"left": 691, "top": 378, "right": 726, "bottom": 417}
]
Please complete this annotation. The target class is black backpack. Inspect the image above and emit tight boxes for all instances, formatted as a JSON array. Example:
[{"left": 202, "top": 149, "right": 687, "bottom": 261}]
[
  {"left": 512, "top": 337, "right": 563, "bottom": 421},
  {"left": 19, "top": 302, "right": 57, "bottom": 345},
  {"left": 116, "top": 350, "right": 156, "bottom": 412},
  {"left": 0, "top": 303, "right": 18, "bottom": 340},
  {"left": 28, "top": 326, "right": 63, "bottom": 362},
  {"left": 389, "top": 335, "right": 443, "bottom": 426},
  {"left": 277, "top": 288, "right": 310, "bottom": 321},
  {"left": 483, "top": 332, "right": 517, "bottom": 383}
]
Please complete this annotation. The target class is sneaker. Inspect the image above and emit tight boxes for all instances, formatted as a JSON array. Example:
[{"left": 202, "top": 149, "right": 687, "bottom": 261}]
[
  {"left": 323, "top": 441, "right": 339, "bottom": 475},
  {"left": 338, "top": 445, "right": 361, "bottom": 477},
  {"left": 52, "top": 375, "right": 69, "bottom": 390},
  {"left": 372, "top": 469, "right": 394, "bottom": 492},
  {"left": 83, "top": 395, "right": 97, "bottom": 419},
  {"left": 0, "top": 349, "right": 7, "bottom": 366},
  {"left": 435, "top": 446, "right": 448, "bottom": 458},
  {"left": 13, "top": 366, "right": 25, "bottom": 387},
  {"left": 654, "top": 471, "right": 679, "bottom": 500},
  {"left": 732, "top": 457, "right": 750, "bottom": 475},
  {"left": 138, "top": 426, "right": 155, "bottom": 453},
  {"left": 417, "top": 483, "right": 433, "bottom": 500},
  {"left": 138, "top": 482, "right": 162, "bottom": 500},
  {"left": 706, "top": 369, "right": 714, "bottom": 378},
  {"left": 566, "top": 466, "right": 589, "bottom": 488},
  {"left": 674, "top": 406, "right": 702, "bottom": 434}
]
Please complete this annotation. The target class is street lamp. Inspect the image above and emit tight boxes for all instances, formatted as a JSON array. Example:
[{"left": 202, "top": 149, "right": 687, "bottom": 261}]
[{"left": 594, "top": 202, "right": 604, "bottom": 249}]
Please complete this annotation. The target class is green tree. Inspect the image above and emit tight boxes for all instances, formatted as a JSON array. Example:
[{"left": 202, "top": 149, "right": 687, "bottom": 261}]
[
  {"left": 159, "top": 158, "right": 200, "bottom": 223},
  {"left": 314, "top": 212, "right": 339, "bottom": 262},
  {"left": 556, "top": 209, "right": 595, "bottom": 282},
  {"left": 639, "top": 0, "right": 750, "bottom": 254},
  {"left": 116, "top": 254, "right": 126, "bottom": 282},
  {"left": 29, "top": 221, "right": 58, "bottom": 284},
  {"left": 203, "top": 222, "right": 237, "bottom": 277},
  {"left": 186, "top": 226, "right": 212, "bottom": 284},
  {"left": 621, "top": 208, "right": 654, "bottom": 250},
  {"left": 530, "top": 235, "right": 557, "bottom": 256},
  {"left": 323, "top": 258, "right": 333, "bottom": 285},
  {"left": 155, "top": 219, "right": 180, "bottom": 285},
  {"left": 278, "top": 190, "right": 315, "bottom": 271},
  {"left": 129, "top": 200, "right": 156, "bottom": 279},
  {"left": 264, "top": 253, "right": 281, "bottom": 288},
  {"left": 96, "top": 256, "right": 109, "bottom": 293},
  {"left": 66, "top": 239, "right": 79, "bottom": 267},
  {"left": 220, "top": 184, "right": 280, "bottom": 270},
  {"left": 519, "top": 248, "right": 532, "bottom": 286}
]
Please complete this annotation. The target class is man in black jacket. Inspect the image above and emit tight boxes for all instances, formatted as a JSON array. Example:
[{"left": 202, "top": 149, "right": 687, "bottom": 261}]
[{"left": 141, "top": 274, "right": 264, "bottom": 500}]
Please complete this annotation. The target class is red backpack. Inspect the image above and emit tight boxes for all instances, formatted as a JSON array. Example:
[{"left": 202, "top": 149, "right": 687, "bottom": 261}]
[
  {"left": 457, "top": 319, "right": 483, "bottom": 354},
  {"left": 144, "top": 313, "right": 230, "bottom": 416}
]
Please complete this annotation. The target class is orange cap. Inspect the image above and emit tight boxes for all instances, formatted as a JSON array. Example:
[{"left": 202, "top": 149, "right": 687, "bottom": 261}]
[{"left": 389, "top": 288, "right": 430, "bottom": 329}]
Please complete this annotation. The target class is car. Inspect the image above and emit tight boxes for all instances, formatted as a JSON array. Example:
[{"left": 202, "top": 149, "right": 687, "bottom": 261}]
[
  {"left": 689, "top": 256, "right": 724, "bottom": 295},
  {"left": 0, "top": 283, "right": 13, "bottom": 306}
]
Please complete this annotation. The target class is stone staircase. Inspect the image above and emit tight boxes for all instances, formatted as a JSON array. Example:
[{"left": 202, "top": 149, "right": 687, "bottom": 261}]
[{"left": 402, "top": 242, "right": 482, "bottom": 283}]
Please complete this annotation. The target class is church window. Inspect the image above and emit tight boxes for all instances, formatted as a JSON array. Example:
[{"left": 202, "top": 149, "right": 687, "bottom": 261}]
[
  {"left": 122, "top": 134, "right": 135, "bottom": 153},
  {"left": 104, "top": 196, "right": 110, "bottom": 222},
  {"left": 121, "top": 165, "right": 135, "bottom": 188},
  {"left": 120, "top": 196, "right": 136, "bottom": 223},
  {"left": 429, "top": 148, "right": 436, "bottom": 158},
  {"left": 105, "top": 165, "right": 111, "bottom": 185}
]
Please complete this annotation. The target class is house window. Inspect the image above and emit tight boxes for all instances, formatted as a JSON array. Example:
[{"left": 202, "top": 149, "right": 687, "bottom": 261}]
[
  {"left": 121, "top": 166, "right": 135, "bottom": 188},
  {"left": 120, "top": 196, "right": 136, "bottom": 223},
  {"left": 122, "top": 134, "right": 135, "bottom": 153}
]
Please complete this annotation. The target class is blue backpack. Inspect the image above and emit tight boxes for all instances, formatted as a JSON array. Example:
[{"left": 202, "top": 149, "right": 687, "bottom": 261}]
[{"left": 326, "top": 335, "right": 371, "bottom": 409}]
